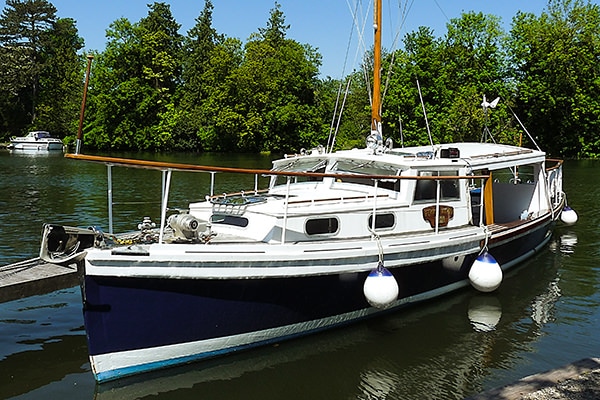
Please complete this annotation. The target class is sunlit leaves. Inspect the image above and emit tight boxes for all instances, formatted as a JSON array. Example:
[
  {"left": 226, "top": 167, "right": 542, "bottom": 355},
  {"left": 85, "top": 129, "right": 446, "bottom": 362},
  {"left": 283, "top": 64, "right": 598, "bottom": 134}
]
[
  {"left": 508, "top": 0, "right": 600, "bottom": 157},
  {"left": 1, "top": 0, "right": 599, "bottom": 157}
]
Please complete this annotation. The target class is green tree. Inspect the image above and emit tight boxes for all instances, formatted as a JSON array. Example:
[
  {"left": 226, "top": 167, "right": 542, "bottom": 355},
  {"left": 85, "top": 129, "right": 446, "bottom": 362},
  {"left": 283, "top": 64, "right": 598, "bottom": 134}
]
[
  {"left": 440, "top": 12, "right": 514, "bottom": 144},
  {"left": 378, "top": 13, "right": 513, "bottom": 150},
  {"left": 181, "top": 0, "right": 222, "bottom": 111},
  {"left": 193, "top": 37, "right": 243, "bottom": 151},
  {"left": 84, "top": 18, "right": 143, "bottom": 149},
  {"left": 0, "top": 0, "right": 57, "bottom": 134},
  {"left": 85, "top": 2, "right": 183, "bottom": 150},
  {"left": 385, "top": 27, "right": 445, "bottom": 147},
  {"left": 0, "top": 42, "right": 30, "bottom": 136},
  {"left": 139, "top": 2, "right": 181, "bottom": 95},
  {"left": 36, "top": 17, "right": 84, "bottom": 138},
  {"left": 178, "top": 0, "right": 243, "bottom": 151},
  {"left": 508, "top": 0, "right": 600, "bottom": 157},
  {"left": 229, "top": 2, "right": 323, "bottom": 153}
]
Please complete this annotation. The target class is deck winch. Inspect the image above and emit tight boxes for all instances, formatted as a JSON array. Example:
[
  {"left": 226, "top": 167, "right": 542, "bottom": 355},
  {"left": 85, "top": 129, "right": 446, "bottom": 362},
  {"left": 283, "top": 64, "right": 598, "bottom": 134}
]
[{"left": 168, "top": 213, "right": 202, "bottom": 240}]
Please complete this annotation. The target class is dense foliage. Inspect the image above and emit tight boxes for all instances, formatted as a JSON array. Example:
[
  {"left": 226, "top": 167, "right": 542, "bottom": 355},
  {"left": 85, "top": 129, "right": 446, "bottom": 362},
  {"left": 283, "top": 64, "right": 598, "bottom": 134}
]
[{"left": 0, "top": 0, "right": 599, "bottom": 158}]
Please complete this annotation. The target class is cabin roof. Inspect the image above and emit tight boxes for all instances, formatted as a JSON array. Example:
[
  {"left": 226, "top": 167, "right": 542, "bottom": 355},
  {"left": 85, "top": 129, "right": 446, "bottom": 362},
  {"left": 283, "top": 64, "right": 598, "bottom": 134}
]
[{"left": 275, "top": 142, "right": 546, "bottom": 174}]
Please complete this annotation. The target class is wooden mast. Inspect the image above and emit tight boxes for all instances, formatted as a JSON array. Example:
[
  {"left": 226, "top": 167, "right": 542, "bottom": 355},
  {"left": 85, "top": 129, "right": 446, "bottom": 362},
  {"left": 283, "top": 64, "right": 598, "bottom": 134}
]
[{"left": 371, "top": 0, "right": 382, "bottom": 133}]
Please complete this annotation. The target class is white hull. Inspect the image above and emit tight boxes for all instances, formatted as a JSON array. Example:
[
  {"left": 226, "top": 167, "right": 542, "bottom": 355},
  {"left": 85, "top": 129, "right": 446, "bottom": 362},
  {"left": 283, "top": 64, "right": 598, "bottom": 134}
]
[
  {"left": 8, "top": 131, "right": 63, "bottom": 152},
  {"left": 9, "top": 142, "right": 64, "bottom": 151}
]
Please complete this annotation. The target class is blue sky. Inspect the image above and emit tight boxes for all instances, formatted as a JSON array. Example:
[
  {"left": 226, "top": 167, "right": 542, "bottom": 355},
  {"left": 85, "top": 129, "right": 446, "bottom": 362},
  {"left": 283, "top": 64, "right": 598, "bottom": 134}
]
[{"left": 0, "top": 0, "right": 587, "bottom": 78}]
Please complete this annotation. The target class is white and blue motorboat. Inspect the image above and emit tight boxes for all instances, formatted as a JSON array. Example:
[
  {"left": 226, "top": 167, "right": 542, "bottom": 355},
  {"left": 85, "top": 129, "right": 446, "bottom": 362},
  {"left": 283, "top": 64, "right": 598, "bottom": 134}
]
[{"left": 8, "top": 130, "right": 64, "bottom": 152}]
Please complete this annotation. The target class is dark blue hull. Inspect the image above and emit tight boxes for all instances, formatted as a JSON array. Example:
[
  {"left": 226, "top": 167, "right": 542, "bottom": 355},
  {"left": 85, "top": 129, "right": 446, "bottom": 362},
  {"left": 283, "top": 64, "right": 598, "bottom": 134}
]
[
  {"left": 82, "top": 217, "right": 555, "bottom": 382},
  {"left": 83, "top": 261, "right": 457, "bottom": 357}
]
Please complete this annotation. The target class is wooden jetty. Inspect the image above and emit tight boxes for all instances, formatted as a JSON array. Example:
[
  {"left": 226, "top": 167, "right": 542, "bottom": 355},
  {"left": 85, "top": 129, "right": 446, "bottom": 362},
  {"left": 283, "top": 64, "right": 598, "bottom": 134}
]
[{"left": 0, "top": 258, "right": 81, "bottom": 303}]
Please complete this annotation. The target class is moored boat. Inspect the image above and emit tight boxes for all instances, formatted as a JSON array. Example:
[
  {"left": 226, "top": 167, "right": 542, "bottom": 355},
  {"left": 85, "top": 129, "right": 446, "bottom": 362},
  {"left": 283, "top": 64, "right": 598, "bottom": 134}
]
[
  {"left": 8, "top": 131, "right": 64, "bottom": 152},
  {"left": 39, "top": 1, "right": 575, "bottom": 383}
]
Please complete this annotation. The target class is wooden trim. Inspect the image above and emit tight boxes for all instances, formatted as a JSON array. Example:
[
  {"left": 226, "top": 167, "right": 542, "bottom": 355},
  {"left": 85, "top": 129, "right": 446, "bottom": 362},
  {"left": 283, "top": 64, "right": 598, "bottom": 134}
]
[
  {"left": 545, "top": 158, "right": 563, "bottom": 172},
  {"left": 288, "top": 194, "right": 389, "bottom": 205},
  {"left": 64, "top": 153, "right": 489, "bottom": 182},
  {"left": 484, "top": 173, "right": 494, "bottom": 225}
]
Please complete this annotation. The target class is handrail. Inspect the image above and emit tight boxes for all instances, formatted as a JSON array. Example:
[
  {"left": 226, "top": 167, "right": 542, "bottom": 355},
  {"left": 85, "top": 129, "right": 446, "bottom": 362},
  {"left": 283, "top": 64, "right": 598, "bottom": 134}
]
[
  {"left": 288, "top": 194, "right": 390, "bottom": 205},
  {"left": 545, "top": 158, "right": 563, "bottom": 172},
  {"left": 77, "top": 152, "right": 491, "bottom": 239},
  {"left": 65, "top": 153, "right": 489, "bottom": 181}
]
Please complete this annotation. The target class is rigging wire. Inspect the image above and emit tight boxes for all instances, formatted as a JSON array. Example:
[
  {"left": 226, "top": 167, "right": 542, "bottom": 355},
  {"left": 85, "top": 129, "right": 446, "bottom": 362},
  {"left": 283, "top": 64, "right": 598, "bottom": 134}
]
[
  {"left": 350, "top": 0, "right": 374, "bottom": 108},
  {"left": 432, "top": 0, "right": 450, "bottom": 23},
  {"left": 398, "top": 107, "right": 404, "bottom": 147},
  {"left": 331, "top": 0, "right": 420, "bottom": 148},
  {"left": 417, "top": 79, "right": 434, "bottom": 148},
  {"left": 506, "top": 102, "right": 542, "bottom": 151},
  {"left": 326, "top": 0, "right": 363, "bottom": 152},
  {"left": 327, "top": 76, "right": 353, "bottom": 153},
  {"left": 382, "top": 0, "right": 414, "bottom": 102}
]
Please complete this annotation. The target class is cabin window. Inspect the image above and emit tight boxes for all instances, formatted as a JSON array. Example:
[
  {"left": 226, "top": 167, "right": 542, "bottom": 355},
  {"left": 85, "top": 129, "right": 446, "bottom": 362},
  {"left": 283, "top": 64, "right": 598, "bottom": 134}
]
[
  {"left": 493, "top": 165, "right": 535, "bottom": 184},
  {"left": 331, "top": 160, "right": 402, "bottom": 191},
  {"left": 210, "top": 214, "right": 249, "bottom": 228},
  {"left": 368, "top": 213, "right": 395, "bottom": 229},
  {"left": 414, "top": 171, "right": 460, "bottom": 202},
  {"left": 270, "top": 158, "right": 327, "bottom": 186},
  {"left": 306, "top": 217, "right": 339, "bottom": 235}
]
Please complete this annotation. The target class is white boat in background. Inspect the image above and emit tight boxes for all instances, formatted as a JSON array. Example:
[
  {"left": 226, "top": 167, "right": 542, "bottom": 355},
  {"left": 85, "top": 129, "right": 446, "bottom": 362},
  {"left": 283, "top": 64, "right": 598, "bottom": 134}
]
[
  {"left": 8, "top": 131, "right": 64, "bottom": 152},
  {"left": 38, "top": 0, "right": 576, "bottom": 383}
]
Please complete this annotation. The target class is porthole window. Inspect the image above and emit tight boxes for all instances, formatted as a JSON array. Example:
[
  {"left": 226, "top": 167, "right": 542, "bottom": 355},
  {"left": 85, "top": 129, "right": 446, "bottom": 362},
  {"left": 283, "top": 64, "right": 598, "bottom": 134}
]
[
  {"left": 210, "top": 214, "right": 249, "bottom": 227},
  {"left": 368, "top": 213, "right": 395, "bottom": 229},
  {"left": 306, "top": 218, "right": 339, "bottom": 235}
]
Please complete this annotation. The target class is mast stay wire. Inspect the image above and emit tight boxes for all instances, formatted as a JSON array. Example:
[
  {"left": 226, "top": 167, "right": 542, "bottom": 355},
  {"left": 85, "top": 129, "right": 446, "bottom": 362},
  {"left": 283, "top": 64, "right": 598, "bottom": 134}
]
[
  {"left": 327, "top": 76, "right": 353, "bottom": 154},
  {"left": 381, "top": 0, "right": 414, "bottom": 103},
  {"left": 326, "top": 0, "right": 366, "bottom": 153},
  {"left": 329, "top": 0, "right": 430, "bottom": 150},
  {"left": 349, "top": 0, "right": 374, "bottom": 109}
]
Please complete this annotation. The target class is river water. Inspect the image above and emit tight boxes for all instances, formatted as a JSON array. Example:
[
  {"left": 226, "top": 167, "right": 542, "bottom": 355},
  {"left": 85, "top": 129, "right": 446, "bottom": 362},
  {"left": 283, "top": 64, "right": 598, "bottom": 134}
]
[{"left": 0, "top": 150, "right": 598, "bottom": 399}]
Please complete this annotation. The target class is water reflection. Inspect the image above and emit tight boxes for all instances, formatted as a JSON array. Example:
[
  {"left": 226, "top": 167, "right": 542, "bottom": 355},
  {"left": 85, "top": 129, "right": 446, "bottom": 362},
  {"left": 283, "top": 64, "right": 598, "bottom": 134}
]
[
  {"left": 559, "top": 232, "right": 578, "bottom": 255},
  {"left": 468, "top": 295, "right": 502, "bottom": 332},
  {"left": 1, "top": 155, "right": 598, "bottom": 400},
  {"left": 93, "top": 265, "right": 563, "bottom": 400},
  {"left": 0, "top": 287, "right": 92, "bottom": 399},
  {"left": 530, "top": 278, "right": 561, "bottom": 326},
  {"left": 357, "top": 360, "right": 400, "bottom": 399},
  {"left": 549, "top": 231, "right": 578, "bottom": 256}
]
